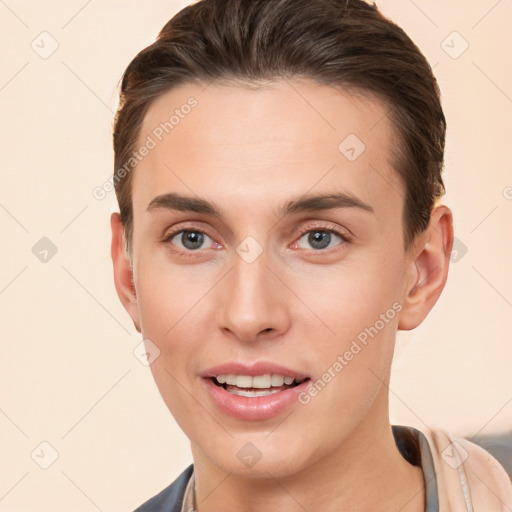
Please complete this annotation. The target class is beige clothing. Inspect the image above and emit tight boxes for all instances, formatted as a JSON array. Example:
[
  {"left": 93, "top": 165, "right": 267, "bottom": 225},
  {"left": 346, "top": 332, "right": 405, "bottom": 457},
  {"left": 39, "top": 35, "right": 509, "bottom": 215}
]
[{"left": 423, "top": 428, "right": 512, "bottom": 511}]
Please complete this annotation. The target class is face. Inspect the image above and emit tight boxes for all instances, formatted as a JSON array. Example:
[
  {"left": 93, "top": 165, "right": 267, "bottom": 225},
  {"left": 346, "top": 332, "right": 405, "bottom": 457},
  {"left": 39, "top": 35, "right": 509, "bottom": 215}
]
[{"left": 119, "top": 79, "right": 419, "bottom": 478}]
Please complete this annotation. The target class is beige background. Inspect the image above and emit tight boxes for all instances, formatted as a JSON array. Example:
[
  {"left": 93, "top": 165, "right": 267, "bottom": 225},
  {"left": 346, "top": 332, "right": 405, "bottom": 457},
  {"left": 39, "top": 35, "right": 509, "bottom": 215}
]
[{"left": 0, "top": 0, "right": 511, "bottom": 510}]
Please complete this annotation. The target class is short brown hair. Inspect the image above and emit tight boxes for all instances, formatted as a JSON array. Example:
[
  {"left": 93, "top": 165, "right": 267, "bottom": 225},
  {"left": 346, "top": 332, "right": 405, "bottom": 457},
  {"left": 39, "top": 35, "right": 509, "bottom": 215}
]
[{"left": 113, "top": 0, "right": 446, "bottom": 254}]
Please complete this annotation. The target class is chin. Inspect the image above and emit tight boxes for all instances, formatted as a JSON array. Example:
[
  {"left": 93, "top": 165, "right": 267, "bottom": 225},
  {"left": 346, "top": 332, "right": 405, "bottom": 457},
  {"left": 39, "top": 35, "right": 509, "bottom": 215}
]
[{"left": 196, "top": 432, "right": 319, "bottom": 480}]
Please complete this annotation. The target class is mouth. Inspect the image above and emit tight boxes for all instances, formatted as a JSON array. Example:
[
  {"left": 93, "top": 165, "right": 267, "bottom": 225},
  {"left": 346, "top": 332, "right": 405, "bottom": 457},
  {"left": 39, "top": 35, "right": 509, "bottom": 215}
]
[
  {"left": 201, "top": 361, "right": 312, "bottom": 420},
  {"left": 210, "top": 374, "right": 310, "bottom": 397}
]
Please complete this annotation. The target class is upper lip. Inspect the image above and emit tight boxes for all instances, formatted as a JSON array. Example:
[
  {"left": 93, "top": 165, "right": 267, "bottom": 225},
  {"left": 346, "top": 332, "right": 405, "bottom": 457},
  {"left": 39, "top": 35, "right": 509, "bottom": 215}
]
[{"left": 201, "top": 361, "right": 309, "bottom": 381}]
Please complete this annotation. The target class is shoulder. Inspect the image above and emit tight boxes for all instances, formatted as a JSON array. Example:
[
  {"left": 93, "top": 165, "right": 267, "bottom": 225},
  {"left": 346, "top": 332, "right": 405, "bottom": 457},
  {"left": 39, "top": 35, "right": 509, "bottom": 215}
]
[
  {"left": 133, "top": 464, "right": 194, "bottom": 512},
  {"left": 420, "top": 428, "right": 512, "bottom": 511}
]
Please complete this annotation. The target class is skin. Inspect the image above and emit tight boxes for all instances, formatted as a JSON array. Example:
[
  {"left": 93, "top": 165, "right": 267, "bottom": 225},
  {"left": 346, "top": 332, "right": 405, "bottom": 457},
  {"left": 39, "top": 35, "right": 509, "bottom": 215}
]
[{"left": 111, "top": 79, "right": 453, "bottom": 511}]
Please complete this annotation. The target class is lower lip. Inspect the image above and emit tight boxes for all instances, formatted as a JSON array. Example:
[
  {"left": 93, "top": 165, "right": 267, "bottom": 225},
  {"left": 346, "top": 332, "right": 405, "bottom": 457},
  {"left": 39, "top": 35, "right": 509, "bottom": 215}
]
[{"left": 202, "top": 378, "right": 311, "bottom": 421}]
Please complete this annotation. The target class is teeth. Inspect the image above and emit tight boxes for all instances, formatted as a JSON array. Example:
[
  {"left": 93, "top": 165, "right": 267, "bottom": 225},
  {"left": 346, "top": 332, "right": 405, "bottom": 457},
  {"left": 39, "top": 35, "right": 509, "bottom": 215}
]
[
  {"left": 215, "top": 374, "right": 300, "bottom": 389},
  {"left": 252, "top": 375, "right": 271, "bottom": 388},
  {"left": 271, "top": 375, "right": 285, "bottom": 386},
  {"left": 229, "top": 388, "right": 283, "bottom": 397},
  {"left": 235, "top": 375, "right": 253, "bottom": 388},
  {"left": 225, "top": 375, "right": 236, "bottom": 385}
]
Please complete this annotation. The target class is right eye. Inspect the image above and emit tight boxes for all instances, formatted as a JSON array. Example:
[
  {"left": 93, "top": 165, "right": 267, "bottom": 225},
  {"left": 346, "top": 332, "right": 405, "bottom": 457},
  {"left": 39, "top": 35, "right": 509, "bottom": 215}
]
[{"left": 165, "top": 229, "right": 216, "bottom": 252}]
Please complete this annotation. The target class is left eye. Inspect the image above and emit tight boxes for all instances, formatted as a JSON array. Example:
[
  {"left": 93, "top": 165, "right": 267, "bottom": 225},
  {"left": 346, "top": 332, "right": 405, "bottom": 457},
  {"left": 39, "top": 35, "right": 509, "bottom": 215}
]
[{"left": 297, "top": 230, "right": 344, "bottom": 250}]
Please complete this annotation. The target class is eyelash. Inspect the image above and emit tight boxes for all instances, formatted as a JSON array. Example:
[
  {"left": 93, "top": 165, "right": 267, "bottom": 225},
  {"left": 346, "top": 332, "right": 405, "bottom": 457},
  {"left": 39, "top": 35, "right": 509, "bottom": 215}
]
[{"left": 162, "top": 223, "right": 352, "bottom": 258}]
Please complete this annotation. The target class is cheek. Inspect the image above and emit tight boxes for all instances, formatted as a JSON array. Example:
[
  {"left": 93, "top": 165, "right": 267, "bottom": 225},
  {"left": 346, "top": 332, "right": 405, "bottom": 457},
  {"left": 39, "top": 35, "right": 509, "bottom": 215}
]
[
  {"left": 137, "top": 287, "right": 200, "bottom": 368},
  {"left": 291, "top": 252, "right": 403, "bottom": 336},
  {"left": 293, "top": 251, "right": 404, "bottom": 393},
  {"left": 134, "top": 263, "right": 216, "bottom": 387},
  {"left": 136, "top": 274, "right": 205, "bottom": 426},
  {"left": 135, "top": 257, "right": 205, "bottom": 336}
]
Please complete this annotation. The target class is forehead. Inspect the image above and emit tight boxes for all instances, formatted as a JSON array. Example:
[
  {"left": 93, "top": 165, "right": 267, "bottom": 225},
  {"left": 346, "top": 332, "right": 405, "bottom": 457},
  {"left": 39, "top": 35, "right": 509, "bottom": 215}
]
[{"left": 133, "top": 79, "right": 403, "bottom": 222}]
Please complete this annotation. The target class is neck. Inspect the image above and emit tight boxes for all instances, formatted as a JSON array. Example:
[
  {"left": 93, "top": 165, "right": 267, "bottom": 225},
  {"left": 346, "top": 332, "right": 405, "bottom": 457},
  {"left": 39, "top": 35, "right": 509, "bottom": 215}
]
[{"left": 191, "top": 391, "right": 425, "bottom": 512}]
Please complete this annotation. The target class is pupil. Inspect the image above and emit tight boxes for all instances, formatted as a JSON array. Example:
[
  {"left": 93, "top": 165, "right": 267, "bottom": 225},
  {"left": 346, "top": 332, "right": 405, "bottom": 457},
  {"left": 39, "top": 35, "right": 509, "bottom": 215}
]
[{"left": 309, "top": 231, "right": 330, "bottom": 249}]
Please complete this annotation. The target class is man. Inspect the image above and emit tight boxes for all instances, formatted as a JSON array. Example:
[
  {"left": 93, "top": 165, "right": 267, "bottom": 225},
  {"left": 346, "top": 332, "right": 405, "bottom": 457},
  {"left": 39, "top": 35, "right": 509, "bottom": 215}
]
[{"left": 110, "top": 0, "right": 512, "bottom": 510}]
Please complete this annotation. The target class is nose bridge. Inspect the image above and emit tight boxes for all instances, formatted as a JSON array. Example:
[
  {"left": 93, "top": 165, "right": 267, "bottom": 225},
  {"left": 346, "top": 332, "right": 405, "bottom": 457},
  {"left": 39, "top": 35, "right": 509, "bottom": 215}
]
[{"left": 218, "top": 245, "right": 288, "bottom": 340}]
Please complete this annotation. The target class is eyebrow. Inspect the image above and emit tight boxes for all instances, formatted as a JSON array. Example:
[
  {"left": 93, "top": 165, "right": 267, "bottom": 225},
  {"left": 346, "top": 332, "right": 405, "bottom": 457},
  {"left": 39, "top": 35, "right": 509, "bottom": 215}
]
[{"left": 146, "top": 191, "right": 375, "bottom": 217}]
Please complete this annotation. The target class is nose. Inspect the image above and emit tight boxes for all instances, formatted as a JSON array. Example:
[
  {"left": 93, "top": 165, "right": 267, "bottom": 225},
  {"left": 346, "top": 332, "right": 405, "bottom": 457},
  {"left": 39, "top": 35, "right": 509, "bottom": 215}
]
[{"left": 216, "top": 248, "right": 291, "bottom": 344}]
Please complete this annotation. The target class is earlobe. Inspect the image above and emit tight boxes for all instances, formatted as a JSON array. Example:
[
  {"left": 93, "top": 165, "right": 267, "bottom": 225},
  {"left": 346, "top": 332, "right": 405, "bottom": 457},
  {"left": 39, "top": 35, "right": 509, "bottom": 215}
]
[
  {"left": 110, "top": 212, "right": 141, "bottom": 333},
  {"left": 398, "top": 205, "right": 454, "bottom": 331}
]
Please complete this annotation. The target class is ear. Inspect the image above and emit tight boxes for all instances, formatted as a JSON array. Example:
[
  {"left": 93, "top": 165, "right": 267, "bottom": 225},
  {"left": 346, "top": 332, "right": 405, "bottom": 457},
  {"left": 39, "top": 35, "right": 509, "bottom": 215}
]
[
  {"left": 398, "top": 205, "right": 454, "bottom": 331},
  {"left": 110, "top": 212, "right": 141, "bottom": 333}
]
